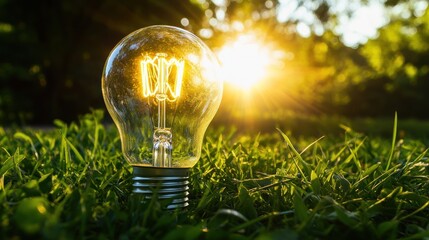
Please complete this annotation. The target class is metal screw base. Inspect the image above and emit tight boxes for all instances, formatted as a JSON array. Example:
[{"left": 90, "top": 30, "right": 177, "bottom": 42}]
[{"left": 132, "top": 166, "right": 190, "bottom": 209}]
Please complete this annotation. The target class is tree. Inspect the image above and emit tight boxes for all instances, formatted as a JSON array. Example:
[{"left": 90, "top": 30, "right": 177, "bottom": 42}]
[
  {"left": 0, "top": 0, "right": 204, "bottom": 124},
  {"left": 345, "top": 5, "right": 429, "bottom": 117}
]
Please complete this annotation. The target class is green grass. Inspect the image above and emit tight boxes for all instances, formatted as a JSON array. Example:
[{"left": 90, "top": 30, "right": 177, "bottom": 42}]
[{"left": 1, "top": 110, "right": 429, "bottom": 239}]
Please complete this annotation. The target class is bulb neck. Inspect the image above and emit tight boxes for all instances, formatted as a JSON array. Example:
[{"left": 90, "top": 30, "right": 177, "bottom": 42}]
[{"left": 132, "top": 166, "right": 190, "bottom": 209}]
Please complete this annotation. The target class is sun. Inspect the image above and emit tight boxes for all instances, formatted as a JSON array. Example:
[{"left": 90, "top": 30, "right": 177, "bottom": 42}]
[{"left": 217, "top": 34, "right": 274, "bottom": 90}]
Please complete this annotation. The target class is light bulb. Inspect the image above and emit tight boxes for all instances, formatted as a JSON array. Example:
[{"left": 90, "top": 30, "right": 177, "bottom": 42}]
[{"left": 102, "top": 25, "right": 223, "bottom": 209}]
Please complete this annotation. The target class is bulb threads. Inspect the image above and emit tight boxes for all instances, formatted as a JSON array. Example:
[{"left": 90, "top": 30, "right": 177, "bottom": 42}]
[{"left": 132, "top": 166, "right": 190, "bottom": 209}]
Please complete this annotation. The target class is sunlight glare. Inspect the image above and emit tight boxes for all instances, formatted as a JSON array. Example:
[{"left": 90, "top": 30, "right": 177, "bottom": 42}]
[{"left": 217, "top": 34, "right": 274, "bottom": 90}]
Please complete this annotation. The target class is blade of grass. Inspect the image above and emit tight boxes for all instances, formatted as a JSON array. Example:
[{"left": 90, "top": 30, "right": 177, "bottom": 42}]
[
  {"left": 344, "top": 138, "right": 366, "bottom": 172},
  {"left": 0, "top": 149, "right": 26, "bottom": 176},
  {"left": 229, "top": 211, "right": 294, "bottom": 233},
  {"left": 277, "top": 129, "right": 309, "bottom": 183},
  {"left": 14, "top": 132, "right": 39, "bottom": 160},
  {"left": 385, "top": 112, "right": 398, "bottom": 171},
  {"left": 398, "top": 200, "right": 429, "bottom": 221},
  {"left": 299, "top": 136, "right": 325, "bottom": 155},
  {"left": 65, "top": 138, "right": 85, "bottom": 164}
]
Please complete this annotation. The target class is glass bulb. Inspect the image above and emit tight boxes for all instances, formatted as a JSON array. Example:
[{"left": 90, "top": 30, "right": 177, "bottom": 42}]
[{"left": 102, "top": 25, "right": 223, "bottom": 209}]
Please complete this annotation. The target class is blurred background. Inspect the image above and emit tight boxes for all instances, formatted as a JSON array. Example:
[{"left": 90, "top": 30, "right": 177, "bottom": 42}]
[{"left": 1, "top": 0, "right": 428, "bottom": 132}]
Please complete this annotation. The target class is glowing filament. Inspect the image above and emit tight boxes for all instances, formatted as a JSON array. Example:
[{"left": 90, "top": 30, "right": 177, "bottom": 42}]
[
  {"left": 141, "top": 53, "right": 184, "bottom": 102},
  {"left": 140, "top": 53, "right": 185, "bottom": 167}
]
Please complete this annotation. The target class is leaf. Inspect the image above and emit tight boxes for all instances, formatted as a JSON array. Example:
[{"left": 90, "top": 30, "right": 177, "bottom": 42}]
[
  {"left": 401, "top": 230, "right": 429, "bottom": 240},
  {"left": 334, "top": 206, "right": 358, "bottom": 228},
  {"left": 256, "top": 228, "right": 299, "bottom": 240},
  {"left": 399, "top": 200, "right": 429, "bottom": 221},
  {"left": 386, "top": 112, "right": 397, "bottom": 170},
  {"left": 237, "top": 185, "right": 257, "bottom": 219},
  {"left": 208, "top": 209, "right": 249, "bottom": 232},
  {"left": 277, "top": 129, "right": 309, "bottom": 183},
  {"left": 14, "top": 197, "right": 52, "bottom": 234},
  {"left": 14, "top": 132, "right": 33, "bottom": 144},
  {"left": 361, "top": 162, "right": 381, "bottom": 178},
  {"left": 299, "top": 136, "right": 325, "bottom": 155},
  {"left": 398, "top": 191, "right": 429, "bottom": 205},
  {"left": 65, "top": 138, "right": 85, "bottom": 164},
  {"left": 376, "top": 220, "right": 398, "bottom": 240},
  {"left": 344, "top": 138, "right": 365, "bottom": 171},
  {"left": 14, "top": 132, "right": 38, "bottom": 159},
  {"left": 0, "top": 149, "right": 26, "bottom": 176},
  {"left": 310, "top": 170, "right": 321, "bottom": 194},
  {"left": 196, "top": 183, "right": 213, "bottom": 210},
  {"left": 38, "top": 172, "right": 53, "bottom": 194},
  {"left": 293, "top": 194, "right": 308, "bottom": 223}
]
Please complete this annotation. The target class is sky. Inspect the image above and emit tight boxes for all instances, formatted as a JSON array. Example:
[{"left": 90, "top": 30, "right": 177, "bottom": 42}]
[
  {"left": 277, "top": 0, "right": 389, "bottom": 47},
  {"left": 198, "top": 0, "right": 428, "bottom": 47},
  {"left": 331, "top": 0, "right": 388, "bottom": 47}
]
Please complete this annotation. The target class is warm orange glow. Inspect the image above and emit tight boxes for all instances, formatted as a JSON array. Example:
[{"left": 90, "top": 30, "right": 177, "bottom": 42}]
[
  {"left": 141, "top": 53, "right": 184, "bottom": 102},
  {"left": 217, "top": 34, "right": 275, "bottom": 90}
]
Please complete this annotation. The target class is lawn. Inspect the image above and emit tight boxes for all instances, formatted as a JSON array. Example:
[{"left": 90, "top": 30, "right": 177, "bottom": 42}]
[{"left": 1, "top": 110, "right": 429, "bottom": 239}]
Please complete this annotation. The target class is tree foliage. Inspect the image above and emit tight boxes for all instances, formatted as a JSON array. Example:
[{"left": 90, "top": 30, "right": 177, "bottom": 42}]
[
  {"left": 0, "top": 0, "right": 203, "bottom": 124},
  {"left": 0, "top": 0, "right": 428, "bottom": 124},
  {"left": 353, "top": 6, "right": 429, "bottom": 117}
]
